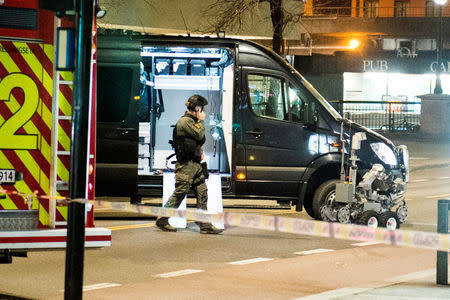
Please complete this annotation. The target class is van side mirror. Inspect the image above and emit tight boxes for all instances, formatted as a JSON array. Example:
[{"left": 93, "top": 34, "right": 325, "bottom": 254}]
[
  {"left": 303, "top": 110, "right": 319, "bottom": 131},
  {"left": 307, "top": 109, "right": 319, "bottom": 125},
  {"left": 303, "top": 122, "right": 317, "bottom": 131}
]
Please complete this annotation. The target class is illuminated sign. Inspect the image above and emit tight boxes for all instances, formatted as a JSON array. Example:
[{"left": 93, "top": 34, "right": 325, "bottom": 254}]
[
  {"left": 363, "top": 60, "right": 388, "bottom": 72},
  {"left": 430, "top": 61, "right": 450, "bottom": 73}
]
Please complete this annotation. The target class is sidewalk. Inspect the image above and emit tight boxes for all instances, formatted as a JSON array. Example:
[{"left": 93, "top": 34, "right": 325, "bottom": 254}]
[
  {"left": 345, "top": 132, "right": 450, "bottom": 297},
  {"left": 299, "top": 270, "right": 449, "bottom": 299},
  {"left": 384, "top": 133, "right": 450, "bottom": 172}
]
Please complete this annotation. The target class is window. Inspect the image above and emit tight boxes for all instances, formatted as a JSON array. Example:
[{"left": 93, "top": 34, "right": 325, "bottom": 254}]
[
  {"left": 287, "top": 84, "right": 307, "bottom": 123},
  {"left": 426, "top": 1, "right": 438, "bottom": 17},
  {"left": 394, "top": 1, "right": 409, "bottom": 17},
  {"left": 0, "top": 7, "right": 38, "bottom": 30},
  {"left": 97, "top": 66, "right": 132, "bottom": 122},
  {"left": 312, "top": 0, "right": 352, "bottom": 16},
  {"left": 248, "top": 74, "right": 286, "bottom": 120},
  {"left": 364, "top": 0, "right": 379, "bottom": 17},
  {"left": 247, "top": 73, "right": 327, "bottom": 124}
]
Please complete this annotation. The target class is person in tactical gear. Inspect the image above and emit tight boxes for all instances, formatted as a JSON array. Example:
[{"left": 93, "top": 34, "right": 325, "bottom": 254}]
[{"left": 156, "top": 95, "right": 223, "bottom": 234}]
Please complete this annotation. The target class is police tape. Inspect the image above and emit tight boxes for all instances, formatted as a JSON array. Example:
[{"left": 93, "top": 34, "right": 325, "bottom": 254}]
[
  {"left": 0, "top": 188, "right": 73, "bottom": 209},
  {"left": 0, "top": 188, "right": 67, "bottom": 201},
  {"left": 1, "top": 188, "right": 449, "bottom": 252},
  {"left": 92, "top": 200, "right": 450, "bottom": 253}
]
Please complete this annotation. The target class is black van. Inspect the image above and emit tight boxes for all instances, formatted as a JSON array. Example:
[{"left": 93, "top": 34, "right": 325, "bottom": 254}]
[{"left": 96, "top": 30, "right": 409, "bottom": 220}]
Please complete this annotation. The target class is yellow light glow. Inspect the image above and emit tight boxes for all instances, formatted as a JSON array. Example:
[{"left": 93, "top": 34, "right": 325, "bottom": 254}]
[
  {"left": 349, "top": 39, "right": 360, "bottom": 49},
  {"left": 237, "top": 173, "right": 246, "bottom": 180},
  {"left": 249, "top": 155, "right": 255, "bottom": 161},
  {"left": 330, "top": 142, "right": 342, "bottom": 148}
]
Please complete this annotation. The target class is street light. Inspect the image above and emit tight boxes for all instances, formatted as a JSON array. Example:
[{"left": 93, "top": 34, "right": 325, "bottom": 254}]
[
  {"left": 434, "top": 0, "right": 447, "bottom": 94},
  {"left": 349, "top": 39, "right": 360, "bottom": 49}
]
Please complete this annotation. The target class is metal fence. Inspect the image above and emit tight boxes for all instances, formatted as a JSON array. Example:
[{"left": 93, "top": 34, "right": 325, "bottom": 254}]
[
  {"left": 329, "top": 100, "right": 421, "bottom": 133},
  {"left": 303, "top": 6, "right": 450, "bottom": 18}
]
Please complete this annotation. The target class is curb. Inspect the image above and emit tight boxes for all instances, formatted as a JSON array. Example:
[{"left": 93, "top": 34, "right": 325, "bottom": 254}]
[{"left": 410, "top": 162, "right": 450, "bottom": 173}]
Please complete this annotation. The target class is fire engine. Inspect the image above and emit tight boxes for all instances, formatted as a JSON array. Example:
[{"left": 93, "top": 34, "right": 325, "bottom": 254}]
[{"left": 0, "top": 0, "right": 111, "bottom": 263}]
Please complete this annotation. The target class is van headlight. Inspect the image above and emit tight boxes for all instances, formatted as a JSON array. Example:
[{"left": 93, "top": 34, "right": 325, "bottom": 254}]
[{"left": 370, "top": 143, "right": 398, "bottom": 166}]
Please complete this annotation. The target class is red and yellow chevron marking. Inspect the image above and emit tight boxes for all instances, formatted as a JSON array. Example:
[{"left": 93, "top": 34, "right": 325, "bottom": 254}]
[{"left": 0, "top": 41, "right": 72, "bottom": 227}]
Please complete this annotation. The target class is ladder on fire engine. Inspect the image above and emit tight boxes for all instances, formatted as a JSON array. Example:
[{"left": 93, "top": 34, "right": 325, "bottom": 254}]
[{"left": 49, "top": 17, "right": 72, "bottom": 228}]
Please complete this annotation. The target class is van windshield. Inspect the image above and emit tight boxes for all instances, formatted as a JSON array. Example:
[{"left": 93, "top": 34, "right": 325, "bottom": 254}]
[
  {"left": 284, "top": 61, "right": 342, "bottom": 120},
  {"left": 299, "top": 76, "right": 342, "bottom": 120}
]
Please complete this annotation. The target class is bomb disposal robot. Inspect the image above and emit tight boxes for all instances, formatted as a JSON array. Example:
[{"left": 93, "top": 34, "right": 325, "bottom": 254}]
[{"left": 320, "top": 129, "right": 409, "bottom": 230}]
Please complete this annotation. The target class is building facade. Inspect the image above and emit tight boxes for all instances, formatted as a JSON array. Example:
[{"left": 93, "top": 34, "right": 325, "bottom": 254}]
[
  {"left": 98, "top": 0, "right": 449, "bottom": 102},
  {"left": 295, "top": 0, "right": 450, "bottom": 104}
]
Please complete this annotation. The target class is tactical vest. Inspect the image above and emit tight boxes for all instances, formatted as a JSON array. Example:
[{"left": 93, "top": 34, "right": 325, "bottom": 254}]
[{"left": 169, "top": 115, "right": 205, "bottom": 163}]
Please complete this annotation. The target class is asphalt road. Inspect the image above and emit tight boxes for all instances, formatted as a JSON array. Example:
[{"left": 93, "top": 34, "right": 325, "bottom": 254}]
[{"left": 0, "top": 166, "right": 449, "bottom": 299}]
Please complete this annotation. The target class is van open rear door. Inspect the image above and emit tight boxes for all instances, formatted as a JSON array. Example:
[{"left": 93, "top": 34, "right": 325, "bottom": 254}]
[{"left": 96, "top": 34, "right": 141, "bottom": 199}]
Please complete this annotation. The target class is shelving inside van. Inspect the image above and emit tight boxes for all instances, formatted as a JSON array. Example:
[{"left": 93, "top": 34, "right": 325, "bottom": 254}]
[{"left": 138, "top": 46, "right": 234, "bottom": 176}]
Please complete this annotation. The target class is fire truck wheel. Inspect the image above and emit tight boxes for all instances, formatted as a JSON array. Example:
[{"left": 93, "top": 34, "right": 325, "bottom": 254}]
[
  {"left": 0, "top": 250, "right": 12, "bottom": 264},
  {"left": 380, "top": 211, "right": 400, "bottom": 230},
  {"left": 357, "top": 210, "right": 380, "bottom": 228},
  {"left": 312, "top": 179, "right": 339, "bottom": 220}
]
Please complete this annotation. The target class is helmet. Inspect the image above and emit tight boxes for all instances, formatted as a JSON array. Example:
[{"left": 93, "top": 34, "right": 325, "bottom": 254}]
[{"left": 186, "top": 94, "right": 208, "bottom": 111}]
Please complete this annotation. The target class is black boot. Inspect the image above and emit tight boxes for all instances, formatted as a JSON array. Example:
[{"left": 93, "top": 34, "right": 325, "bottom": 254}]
[
  {"left": 199, "top": 223, "right": 223, "bottom": 234},
  {"left": 156, "top": 217, "right": 177, "bottom": 232}
]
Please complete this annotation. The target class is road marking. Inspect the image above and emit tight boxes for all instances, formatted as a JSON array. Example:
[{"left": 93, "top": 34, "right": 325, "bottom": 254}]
[
  {"left": 410, "top": 179, "right": 428, "bottom": 183},
  {"left": 425, "top": 193, "right": 450, "bottom": 199},
  {"left": 228, "top": 257, "right": 273, "bottom": 265},
  {"left": 154, "top": 269, "right": 204, "bottom": 278},
  {"left": 83, "top": 283, "right": 121, "bottom": 291},
  {"left": 295, "top": 249, "right": 334, "bottom": 255},
  {"left": 107, "top": 223, "right": 155, "bottom": 231},
  {"left": 352, "top": 241, "right": 380, "bottom": 247},
  {"left": 409, "top": 157, "right": 430, "bottom": 160},
  {"left": 438, "top": 176, "right": 450, "bottom": 180}
]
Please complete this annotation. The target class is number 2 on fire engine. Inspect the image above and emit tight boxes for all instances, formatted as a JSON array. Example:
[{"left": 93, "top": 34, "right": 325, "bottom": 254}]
[{"left": 0, "top": 73, "right": 39, "bottom": 149}]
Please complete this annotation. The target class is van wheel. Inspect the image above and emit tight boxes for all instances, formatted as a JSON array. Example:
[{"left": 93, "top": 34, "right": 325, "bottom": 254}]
[
  {"left": 303, "top": 200, "right": 315, "bottom": 219},
  {"left": 312, "top": 179, "right": 339, "bottom": 220}
]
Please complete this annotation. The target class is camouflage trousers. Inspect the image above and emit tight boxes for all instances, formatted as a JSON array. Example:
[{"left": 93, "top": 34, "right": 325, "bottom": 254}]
[{"left": 165, "top": 161, "right": 207, "bottom": 210}]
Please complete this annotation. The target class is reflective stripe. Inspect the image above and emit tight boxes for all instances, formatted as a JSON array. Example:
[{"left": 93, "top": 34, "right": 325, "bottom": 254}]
[
  {"left": 0, "top": 40, "right": 73, "bottom": 225},
  {"left": 0, "top": 45, "right": 21, "bottom": 73},
  {"left": 17, "top": 150, "right": 43, "bottom": 186},
  {"left": 0, "top": 151, "right": 18, "bottom": 210},
  {"left": 41, "top": 104, "right": 52, "bottom": 134},
  {"left": 23, "top": 42, "right": 72, "bottom": 149},
  {"left": 0, "top": 197, "right": 18, "bottom": 210},
  {"left": 0, "top": 152, "right": 32, "bottom": 210},
  {"left": 39, "top": 202, "right": 49, "bottom": 226},
  {"left": 56, "top": 206, "right": 68, "bottom": 221},
  {"left": 58, "top": 123, "right": 71, "bottom": 150},
  {"left": 57, "top": 156, "right": 69, "bottom": 182}
]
